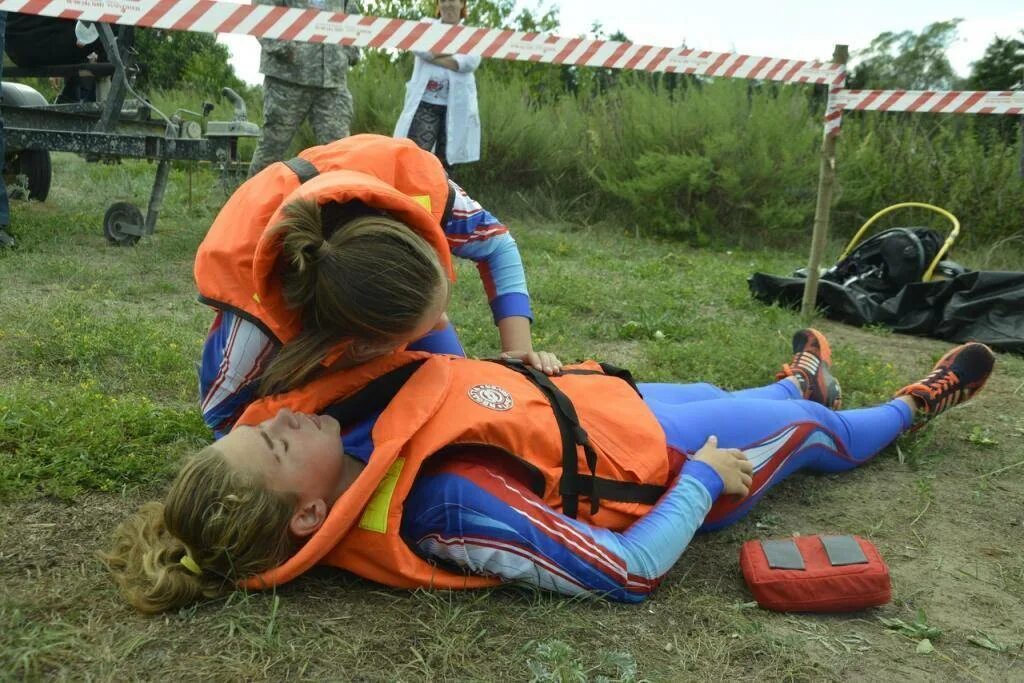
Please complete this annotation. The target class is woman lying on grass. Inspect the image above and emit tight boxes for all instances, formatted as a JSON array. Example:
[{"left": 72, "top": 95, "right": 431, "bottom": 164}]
[{"left": 104, "top": 332, "right": 995, "bottom": 613}]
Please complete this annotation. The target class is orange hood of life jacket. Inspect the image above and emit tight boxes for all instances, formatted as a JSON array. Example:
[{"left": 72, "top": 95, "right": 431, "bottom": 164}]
[
  {"left": 234, "top": 353, "right": 675, "bottom": 592},
  {"left": 193, "top": 134, "right": 456, "bottom": 347}
]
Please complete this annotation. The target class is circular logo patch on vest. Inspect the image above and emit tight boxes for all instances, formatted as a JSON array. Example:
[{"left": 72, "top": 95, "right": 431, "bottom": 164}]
[{"left": 468, "top": 384, "right": 513, "bottom": 411}]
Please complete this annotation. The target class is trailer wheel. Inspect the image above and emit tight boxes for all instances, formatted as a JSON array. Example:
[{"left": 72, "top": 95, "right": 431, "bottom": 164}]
[
  {"left": 103, "top": 202, "right": 144, "bottom": 246},
  {"left": 15, "top": 149, "right": 53, "bottom": 201}
]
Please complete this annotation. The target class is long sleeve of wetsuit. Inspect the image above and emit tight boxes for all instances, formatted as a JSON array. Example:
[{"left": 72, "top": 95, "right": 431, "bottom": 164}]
[
  {"left": 443, "top": 181, "right": 532, "bottom": 324},
  {"left": 401, "top": 452, "right": 723, "bottom": 602}
]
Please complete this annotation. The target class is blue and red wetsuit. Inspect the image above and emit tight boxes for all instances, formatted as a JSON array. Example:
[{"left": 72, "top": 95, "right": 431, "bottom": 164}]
[
  {"left": 398, "top": 378, "right": 913, "bottom": 602},
  {"left": 199, "top": 181, "right": 529, "bottom": 437}
]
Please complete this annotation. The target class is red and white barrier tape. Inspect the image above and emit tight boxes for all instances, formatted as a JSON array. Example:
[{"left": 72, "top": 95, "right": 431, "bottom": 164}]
[
  {"left": 6, "top": 0, "right": 1021, "bottom": 137},
  {"left": 0, "top": 0, "right": 846, "bottom": 85},
  {"left": 825, "top": 89, "right": 1023, "bottom": 137},
  {"left": 834, "top": 89, "right": 1024, "bottom": 115},
  {"left": 824, "top": 88, "right": 845, "bottom": 138}
]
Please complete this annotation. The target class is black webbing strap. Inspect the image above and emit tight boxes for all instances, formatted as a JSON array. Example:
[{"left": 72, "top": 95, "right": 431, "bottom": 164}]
[
  {"left": 196, "top": 295, "right": 278, "bottom": 342},
  {"left": 490, "top": 359, "right": 666, "bottom": 518},
  {"left": 514, "top": 363, "right": 598, "bottom": 518},
  {"left": 321, "top": 360, "right": 426, "bottom": 428},
  {"left": 580, "top": 475, "right": 666, "bottom": 505},
  {"left": 440, "top": 179, "right": 458, "bottom": 228},
  {"left": 560, "top": 362, "right": 642, "bottom": 396},
  {"left": 283, "top": 156, "right": 320, "bottom": 184}
]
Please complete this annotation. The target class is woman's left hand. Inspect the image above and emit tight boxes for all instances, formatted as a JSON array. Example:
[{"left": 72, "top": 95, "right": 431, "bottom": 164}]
[{"left": 501, "top": 350, "right": 563, "bottom": 376}]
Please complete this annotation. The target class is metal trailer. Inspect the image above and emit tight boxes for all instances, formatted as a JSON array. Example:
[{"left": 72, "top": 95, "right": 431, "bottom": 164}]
[{"left": 1, "top": 22, "right": 260, "bottom": 244}]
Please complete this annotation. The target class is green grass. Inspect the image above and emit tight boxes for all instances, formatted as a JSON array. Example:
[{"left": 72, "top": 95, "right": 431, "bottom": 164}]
[{"left": 1, "top": 154, "right": 1023, "bottom": 680}]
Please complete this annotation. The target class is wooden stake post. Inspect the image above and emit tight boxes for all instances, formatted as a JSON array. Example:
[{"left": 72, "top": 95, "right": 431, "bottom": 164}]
[{"left": 800, "top": 44, "right": 849, "bottom": 320}]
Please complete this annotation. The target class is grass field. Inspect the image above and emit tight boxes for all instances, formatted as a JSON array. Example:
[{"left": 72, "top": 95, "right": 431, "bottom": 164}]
[{"left": 1, "top": 154, "right": 1023, "bottom": 681}]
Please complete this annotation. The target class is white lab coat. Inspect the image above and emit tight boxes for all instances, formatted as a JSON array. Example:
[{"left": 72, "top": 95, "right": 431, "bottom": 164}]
[{"left": 394, "top": 36, "right": 481, "bottom": 165}]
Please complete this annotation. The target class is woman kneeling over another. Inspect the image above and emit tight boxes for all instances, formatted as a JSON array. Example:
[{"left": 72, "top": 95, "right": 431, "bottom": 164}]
[
  {"left": 104, "top": 332, "right": 995, "bottom": 613},
  {"left": 197, "top": 134, "right": 560, "bottom": 439}
]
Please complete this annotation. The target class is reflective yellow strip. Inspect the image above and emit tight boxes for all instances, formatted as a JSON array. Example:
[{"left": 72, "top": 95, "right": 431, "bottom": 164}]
[
  {"left": 358, "top": 458, "right": 406, "bottom": 533},
  {"left": 411, "top": 195, "right": 432, "bottom": 212},
  {"left": 252, "top": 292, "right": 261, "bottom": 304}
]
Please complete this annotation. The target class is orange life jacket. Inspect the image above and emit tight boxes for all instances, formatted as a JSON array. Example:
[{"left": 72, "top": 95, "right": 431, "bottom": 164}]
[
  {"left": 235, "top": 353, "right": 675, "bottom": 591},
  {"left": 193, "top": 134, "right": 456, "bottom": 348}
]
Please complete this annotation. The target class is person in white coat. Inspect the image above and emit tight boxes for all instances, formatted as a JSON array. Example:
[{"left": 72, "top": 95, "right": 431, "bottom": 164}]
[{"left": 393, "top": 0, "right": 480, "bottom": 170}]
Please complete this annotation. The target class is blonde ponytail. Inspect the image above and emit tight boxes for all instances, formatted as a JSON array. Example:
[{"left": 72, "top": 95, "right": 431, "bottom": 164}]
[
  {"left": 102, "top": 447, "right": 296, "bottom": 614},
  {"left": 101, "top": 501, "right": 221, "bottom": 613}
]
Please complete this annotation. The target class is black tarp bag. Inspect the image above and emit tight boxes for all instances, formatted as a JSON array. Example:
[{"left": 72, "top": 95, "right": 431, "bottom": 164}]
[{"left": 749, "top": 204, "right": 1024, "bottom": 354}]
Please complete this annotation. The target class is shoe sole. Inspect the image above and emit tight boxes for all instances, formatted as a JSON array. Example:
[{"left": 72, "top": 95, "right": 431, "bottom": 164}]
[{"left": 898, "top": 343, "right": 996, "bottom": 417}]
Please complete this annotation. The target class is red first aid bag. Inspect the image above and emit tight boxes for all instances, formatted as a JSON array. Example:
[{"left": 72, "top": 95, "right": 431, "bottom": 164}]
[{"left": 739, "top": 535, "right": 891, "bottom": 613}]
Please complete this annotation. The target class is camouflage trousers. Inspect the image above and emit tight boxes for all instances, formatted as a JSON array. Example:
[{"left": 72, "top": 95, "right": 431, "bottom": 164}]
[{"left": 248, "top": 76, "right": 354, "bottom": 177}]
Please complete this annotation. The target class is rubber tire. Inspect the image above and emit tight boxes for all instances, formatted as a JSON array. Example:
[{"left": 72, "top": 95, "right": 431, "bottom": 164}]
[
  {"left": 13, "top": 149, "right": 52, "bottom": 201},
  {"left": 2, "top": 83, "right": 53, "bottom": 201},
  {"left": 103, "top": 202, "right": 144, "bottom": 246}
]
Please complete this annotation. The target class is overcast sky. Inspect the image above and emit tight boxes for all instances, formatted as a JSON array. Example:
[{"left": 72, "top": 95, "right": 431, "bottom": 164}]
[{"left": 220, "top": 0, "right": 1024, "bottom": 85}]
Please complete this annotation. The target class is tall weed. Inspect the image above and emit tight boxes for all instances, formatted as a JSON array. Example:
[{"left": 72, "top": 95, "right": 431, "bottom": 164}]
[
  {"left": 836, "top": 114, "right": 1024, "bottom": 244},
  {"left": 158, "top": 61, "right": 1021, "bottom": 248}
]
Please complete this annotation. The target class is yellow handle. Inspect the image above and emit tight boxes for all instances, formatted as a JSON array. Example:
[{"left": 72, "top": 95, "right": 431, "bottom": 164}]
[{"left": 838, "top": 202, "right": 960, "bottom": 282}]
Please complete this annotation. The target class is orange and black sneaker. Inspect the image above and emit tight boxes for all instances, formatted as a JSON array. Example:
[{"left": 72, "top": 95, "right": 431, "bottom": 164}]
[
  {"left": 896, "top": 343, "right": 995, "bottom": 421},
  {"left": 777, "top": 328, "right": 842, "bottom": 410}
]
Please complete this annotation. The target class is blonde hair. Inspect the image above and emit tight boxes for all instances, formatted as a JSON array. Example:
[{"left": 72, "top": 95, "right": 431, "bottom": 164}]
[
  {"left": 101, "top": 447, "right": 296, "bottom": 614},
  {"left": 258, "top": 198, "right": 445, "bottom": 396}
]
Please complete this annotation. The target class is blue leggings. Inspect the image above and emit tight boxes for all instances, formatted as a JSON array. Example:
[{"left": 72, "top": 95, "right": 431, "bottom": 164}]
[{"left": 639, "top": 379, "right": 914, "bottom": 531}]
